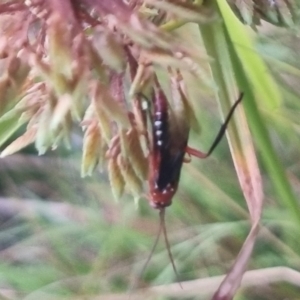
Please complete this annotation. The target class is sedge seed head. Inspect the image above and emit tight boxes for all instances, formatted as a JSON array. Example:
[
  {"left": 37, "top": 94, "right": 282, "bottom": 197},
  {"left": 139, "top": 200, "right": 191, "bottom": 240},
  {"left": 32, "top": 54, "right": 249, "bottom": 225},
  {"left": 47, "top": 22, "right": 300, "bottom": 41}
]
[{"left": 0, "top": 0, "right": 279, "bottom": 201}]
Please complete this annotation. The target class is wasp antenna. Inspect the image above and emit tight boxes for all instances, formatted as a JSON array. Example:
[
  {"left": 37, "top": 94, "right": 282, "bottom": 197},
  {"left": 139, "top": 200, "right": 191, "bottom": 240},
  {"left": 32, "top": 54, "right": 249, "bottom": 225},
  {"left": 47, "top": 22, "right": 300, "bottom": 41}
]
[
  {"left": 140, "top": 215, "right": 163, "bottom": 278},
  {"left": 128, "top": 212, "right": 163, "bottom": 295},
  {"left": 160, "top": 208, "right": 183, "bottom": 289}
]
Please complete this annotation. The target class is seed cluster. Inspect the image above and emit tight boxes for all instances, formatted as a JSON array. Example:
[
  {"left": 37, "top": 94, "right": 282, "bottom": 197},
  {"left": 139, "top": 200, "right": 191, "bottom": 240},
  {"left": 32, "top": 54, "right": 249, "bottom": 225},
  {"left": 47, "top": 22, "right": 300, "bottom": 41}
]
[
  {"left": 0, "top": 0, "right": 295, "bottom": 201},
  {"left": 230, "top": 0, "right": 299, "bottom": 26},
  {"left": 0, "top": 0, "right": 210, "bottom": 201}
]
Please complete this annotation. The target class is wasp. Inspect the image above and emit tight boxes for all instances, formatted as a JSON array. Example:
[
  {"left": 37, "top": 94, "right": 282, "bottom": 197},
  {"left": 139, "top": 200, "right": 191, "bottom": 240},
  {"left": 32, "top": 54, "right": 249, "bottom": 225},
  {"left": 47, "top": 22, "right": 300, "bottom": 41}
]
[
  {"left": 137, "top": 73, "right": 243, "bottom": 284},
  {"left": 148, "top": 75, "right": 243, "bottom": 209}
]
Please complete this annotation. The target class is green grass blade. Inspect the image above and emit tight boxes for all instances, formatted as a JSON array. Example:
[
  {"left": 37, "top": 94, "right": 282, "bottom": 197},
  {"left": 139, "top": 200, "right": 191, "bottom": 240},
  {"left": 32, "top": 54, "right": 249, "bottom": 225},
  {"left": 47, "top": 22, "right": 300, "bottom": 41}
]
[
  {"left": 217, "top": 0, "right": 300, "bottom": 225},
  {"left": 217, "top": 1, "right": 282, "bottom": 111},
  {"left": 200, "top": 21, "right": 263, "bottom": 223}
]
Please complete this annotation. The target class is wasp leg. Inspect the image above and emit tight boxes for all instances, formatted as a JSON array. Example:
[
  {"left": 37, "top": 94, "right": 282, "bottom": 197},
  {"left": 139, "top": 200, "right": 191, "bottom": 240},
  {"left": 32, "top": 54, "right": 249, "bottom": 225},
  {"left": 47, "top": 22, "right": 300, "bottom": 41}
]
[
  {"left": 186, "top": 147, "right": 208, "bottom": 159},
  {"left": 187, "top": 92, "right": 244, "bottom": 159}
]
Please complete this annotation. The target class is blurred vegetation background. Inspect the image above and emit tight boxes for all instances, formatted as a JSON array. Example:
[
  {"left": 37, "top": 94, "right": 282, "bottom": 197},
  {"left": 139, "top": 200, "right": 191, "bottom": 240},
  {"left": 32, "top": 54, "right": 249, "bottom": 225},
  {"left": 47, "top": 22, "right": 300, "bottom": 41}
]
[{"left": 1, "top": 1, "right": 300, "bottom": 300}]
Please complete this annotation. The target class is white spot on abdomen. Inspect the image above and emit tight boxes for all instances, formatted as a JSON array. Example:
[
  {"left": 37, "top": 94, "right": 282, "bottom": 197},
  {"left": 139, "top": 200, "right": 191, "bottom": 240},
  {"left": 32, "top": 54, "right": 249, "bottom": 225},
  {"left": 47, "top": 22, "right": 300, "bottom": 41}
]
[{"left": 154, "top": 120, "right": 162, "bottom": 127}]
